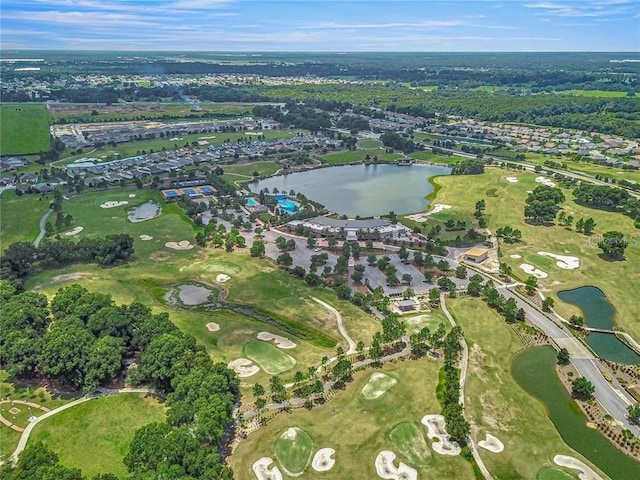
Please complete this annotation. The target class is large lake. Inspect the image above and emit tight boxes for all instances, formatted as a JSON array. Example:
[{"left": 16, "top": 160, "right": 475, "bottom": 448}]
[{"left": 249, "top": 164, "right": 451, "bottom": 217}]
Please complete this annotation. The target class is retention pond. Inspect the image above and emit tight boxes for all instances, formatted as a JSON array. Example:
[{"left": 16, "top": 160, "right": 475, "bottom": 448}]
[
  {"left": 511, "top": 346, "right": 640, "bottom": 479},
  {"left": 557, "top": 286, "right": 640, "bottom": 365}
]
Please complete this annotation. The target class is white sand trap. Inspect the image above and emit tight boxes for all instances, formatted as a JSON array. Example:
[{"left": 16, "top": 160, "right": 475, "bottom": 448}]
[
  {"left": 139, "top": 234, "right": 153, "bottom": 241},
  {"left": 246, "top": 132, "right": 259, "bottom": 136},
  {"left": 165, "top": 240, "right": 193, "bottom": 250},
  {"left": 228, "top": 358, "right": 260, "bottom": 377},
  {"left": 252, "top": 457, "right": 283, "bottom": 480},
  {"left": 64, "top": 226, "right": 84, "bottom": 236},
  {"left": 375, "top": 450, "right": 417, "bottom": 480},
  {"left": 538, "top": 252, "right": 580, "bottom": 270},
  {"left": 216, "top": 273, "right": 231, "bottom": 283},
  {"left": 206, "top": 322, "right": 220, "bottom": 332},
  {"left": 510, "top": 254, "right": 521, "bottom": 259},
  {"left": 406, "top": 204, "right": 452, "bottom": 222},
  {"left": 169, "top": 137, "right": 183, "bottom": 141},
  {"left": 128, "top": 193, "right": 136, "bottom": 198},
  {"left": 100, "top": 200, "right": 129, "bottom": 208},
  {"left": 478, "top": 433, "right": 504, "bottom": 453},
  {"left": 197, "top": 140, "right": 209, "bottom": 146},
  {"left": 198, "top": 135, "right": 217, "bottom": 139},
  {"left": 535, "top": 176, "right": 557, "bottom": 187},
  {"left": 421, "top": 414, "right": 461, "bottom": 456},
  {"left": 506, "top": 177, "right": 518, "bottom": 183},
  {"left": 554, "top": 455, "right": 603, "bottom": 480},
  {"left": 312, "top": 448, "right": 336, "bottom": 472},
  {"left": 519, "top": 263, "right": 548, "bottom": 279},
  {"left": 361, "top": 373, "right": 398, "bottom": 400},
  {"left": 257, "top": 332, "right": 297, "bottom": 349}
]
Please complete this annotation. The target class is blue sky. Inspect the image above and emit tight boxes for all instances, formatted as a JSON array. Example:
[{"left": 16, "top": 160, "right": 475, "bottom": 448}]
[{"left": 1, "top": 0, "right": 639, "bottom": 51}]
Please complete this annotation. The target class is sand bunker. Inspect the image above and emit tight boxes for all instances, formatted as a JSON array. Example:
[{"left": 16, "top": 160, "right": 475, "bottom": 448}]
[
  {"left": 421, "top": 414, "right": 461, "bottom": 456},
  {"left": 361, "top": 373, "right": 397, "bottom": 400},
  {"left": 206, "top": 322, "right": 220, "bottom": 332},
  {"left": 257, "top": 332, "right": 297, "bottom": 349},
  {"left": 374, "top": 450, "right": 417, "bottom": 480},
  {"left": 478, "top": 433, "right": 504, "bottom": 453},
  {"left": 406, "top": 204, "right": 452, "bottom": 222},
  {"left": 139, "top": 234, "right": 153, "bottom": 241},
  {"left": 553, "top": 455, "right": 603, "bottom": 480},
  {"left": 312, "top": 448, "right": 336, "bottom": 472},
  {"left": 538, "top": 252, "right": 580, "bottom": 270},
  {"left": 216, "top": 273, "right": 231, "bottom": 283},
  {"left": 506, "top": 177, "right": 518, "bottom": 183},
  {"left": 510, "top": 254, "right": 521, "bottom": 259},
  {"left": 165, "top": 240, "right": 193, "bottom": 250},
  {"left": 246, "top": 132, "right": 259, "bottom": 136},
  {"left": 535, "top": 176, "right": 557, "bottom": 187},
  {"left": 64, "top": 226, "right": 84, "bottom": 236},
  {"left": 128, "top": 193, "right": 136, "bottom": 198},
  {"left": 252, "top": 457, "right": 283, "bottom": 480},
  {"left": 100, "top": 200, "right": 129, "bottom": 208},
  {"left": 52, "top": 272, "right": 90, "bottom": 283},
  {"left": 228, "top": 358, "right": 260, "bottom": 378},
  {"left": 519, "top": 263, "right": 548, "bottom": 279}
]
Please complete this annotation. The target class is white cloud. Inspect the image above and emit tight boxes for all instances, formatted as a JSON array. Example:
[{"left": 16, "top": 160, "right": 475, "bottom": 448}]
[{"left": 300, "top": 20, "right": 464, "bottom": 29}]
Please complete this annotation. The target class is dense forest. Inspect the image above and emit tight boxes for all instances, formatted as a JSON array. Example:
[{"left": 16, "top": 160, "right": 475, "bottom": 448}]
[{"left": 0, "top": 283, "right": 239, "bottom": 479}]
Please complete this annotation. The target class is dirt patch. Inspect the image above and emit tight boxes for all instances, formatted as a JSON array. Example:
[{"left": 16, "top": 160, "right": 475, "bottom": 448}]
[
  {"left": 150, "top": 251, "right": 170, "bottom": 261},
  {"left": 52, "top": 272, "right": 91, "bottom": 283}
]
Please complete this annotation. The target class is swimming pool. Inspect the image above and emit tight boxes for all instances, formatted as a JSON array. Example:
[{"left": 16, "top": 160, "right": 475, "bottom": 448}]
[
  {"left": 246, "top": 197, "right": 259, "bottom": 207},
  {"left": 278, "top": 199, "right": 299, "bottom": 213}
]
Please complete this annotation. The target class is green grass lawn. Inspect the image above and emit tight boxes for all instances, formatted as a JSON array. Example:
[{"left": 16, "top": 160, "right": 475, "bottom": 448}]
[
  {"left": 558, "top": 90, "right": 631, "bottom": 98},
  {"left": 388, "top": 421, "right": 432, "bottom": 467},
  {"left": 30, "top": 393, "right": 165, "bottom": 478},
  {"left": 0, "top": 190, "right": 50, "bottom": 249},
  {"left": 273, "top": 427, "right": 314, "bottom": 474},
  {"left": 322, "top": 149, "right": 402, "bottom": 165},
  {"left": 432, "top": 167, "right": 640, "bottom": 341},
  {"left": 447, "top": 297, "right": 605, "bottom": 480},
  {"left": 230, "top": 360, "right": 475, "bottom": 480},
  {"left": 360, "top": 372, "right": 398, "bottom": 400},
  {"left": 244, "top": 340, "right": 297, "bottom": 375},
  {"left": 0, "top": 104, "right": 50, "bottom": 155},
  {"left": 536, "top": 467, "right": 577, "bottom": 480},
  {"left": 221, "top": 160, "right": 281, "bottom": 179},
  {"left": 409, "top": 151, "right": 460, "bottom": 164},
  {"left": 358, "top": 139, "right": 383, "bottom": 149}
]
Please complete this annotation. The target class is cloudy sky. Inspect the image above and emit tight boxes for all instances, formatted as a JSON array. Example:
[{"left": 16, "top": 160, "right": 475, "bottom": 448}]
[{"left": 2, "top": 0, "right": 639, "bottom": 51}]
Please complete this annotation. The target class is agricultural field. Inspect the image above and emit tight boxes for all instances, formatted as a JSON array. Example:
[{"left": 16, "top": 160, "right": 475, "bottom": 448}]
[
  {"left": 230, "top": 360, "right": 476, "bottom": 480},
  {"left": 446, "top": 298, "right": 603, "bottom": 479},
  {"left": 0, "top": 190, "right": 50, "bottom": 248},
  {"left": 558, "top": 90, "right": 631, "bottom": 98},
  {"left": 0, "top": 104, "right": 50, "bottom": 155},
  {"left": 322, "top": 149, "right": 403, "bottom": 165},
  {"left": 431, "top": 167, "right": 640, "bottom": 340},
  {"left": 30, "top": 393, "right": 165, "bottom": 478}
]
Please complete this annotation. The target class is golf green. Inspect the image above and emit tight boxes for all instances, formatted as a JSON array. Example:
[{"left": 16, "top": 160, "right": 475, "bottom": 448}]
[
  {"left": 243, "top": 340, "right": 296, "bottom": 374},
  {"left": 274, "top": 427, "right": 314, "bottom": 475}
]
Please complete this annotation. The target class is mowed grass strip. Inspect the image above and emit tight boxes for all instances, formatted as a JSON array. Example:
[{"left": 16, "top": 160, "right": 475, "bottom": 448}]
[
  {"left": 244, "top": 340, "right": 296, "bottom": 374},
  {"left": 322, "top": 149, "right": 402, "bottom": 165},
  {"left": 361, "top": 372, "right": 398, "bottom": 400},
  {"left": 0, "top": 104, "right": 50, "bottom": 155},
  {"left": 388, "top": 421, "right": 432, "bottom": 466},
  {"left": 536, "top": 467, "right": 577, "bottom": 480},
  {"left": 274, "top": 427, "right": 314, "bottom": 474},
  {"left": 30, "top": 393, "right": 165, "bottom": 478}
]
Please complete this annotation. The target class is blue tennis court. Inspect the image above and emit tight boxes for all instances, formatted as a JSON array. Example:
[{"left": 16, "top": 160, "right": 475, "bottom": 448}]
[
  {"left": 200, "top": 186, "right": 214, "bottom": 194},
  {"left": 164, "top": 190, "right": 178, "bottom": 198},
  {"left": 183, "top": 188, "right": 197, "bottom": 196}
]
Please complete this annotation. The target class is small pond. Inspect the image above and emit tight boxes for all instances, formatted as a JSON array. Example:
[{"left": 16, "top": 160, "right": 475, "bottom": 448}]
[
  {"left": 511, "top": 346, "right": 640, "bottom": 479},
  {"left": 557, "top": 286, "right": 640, "bottom": 365},
  {"left": 178, "top": 284, "right": 213, "bottom": 306},
  {"left": 127, "top": 201, "right": 161, "bottom": 223}
]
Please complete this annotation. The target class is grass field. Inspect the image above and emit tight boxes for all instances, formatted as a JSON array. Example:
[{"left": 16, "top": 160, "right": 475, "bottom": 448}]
[
  {"left": 221, "top": 160, "right": 282, "bottom": 180},
  {"left": 274, "top": 427, "right": 314, "bottom": 474},
  {"left": 230, "top": 360, "right": 476, "bottom": 480},
  {"left": 358, "top": 139, "right": 383, "bottom": 149},
  {"left": 244, "top": 340, "right": 297, "bottom": 374},
  {"left": 537, "top": 467, "right": 576, "bottom": 480},
  {"left": 0, "top": 104, "right": 50, "bottom": 155},
  {"left": 0, "top": 190, "right": 50, "bottom": 249},
  {"left": 447, "top": 297, "right": 605, "bottom": 480},
  {"left": 432, "top": 167, "right": 640, "bottom": 341},
  {"left": 409, "top": 150, "right": 461, "bottom": 164},
  {"left": 30, "top": 393, "right": 165, "bottom": 478},
  {"left": 0, "top": 371, "right": 75, "bottom": 463},
  {"left": 322, "top": 149, "right": 402, "bottom": 165},
  {"left": 388, "top": 421, "right": 432, "bottom": 467},
  {"left": 558, "top": 90, "right": 631, "bottom": 98}
]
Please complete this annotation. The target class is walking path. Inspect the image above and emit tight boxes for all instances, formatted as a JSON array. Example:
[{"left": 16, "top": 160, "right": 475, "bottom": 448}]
[
  {"left": 33, "top": 209, "right": 52, "bottom": 247},
  {"left": 8, "top": 387, "right": 154, "bottom": 466},
  {"left": 312, "top": 297, "right": 357, "bottom": 355},
  {"left": 440, "top": 295, "right": 494, "bottom": 480}
]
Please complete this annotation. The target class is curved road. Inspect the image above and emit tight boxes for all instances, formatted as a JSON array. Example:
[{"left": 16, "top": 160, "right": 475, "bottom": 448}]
[
  {"left": 33, "top": 209, "right": 53, "bottom": 247},
  {"left": 9, "top": 388, "right": 154, "bottom": 465},
  {"left": 312, "top": 297, "right": 357, "bottom": 355}
]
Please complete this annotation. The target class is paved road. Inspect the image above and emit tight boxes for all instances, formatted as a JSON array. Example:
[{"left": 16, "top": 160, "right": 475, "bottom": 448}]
[
  {"left": 8, "top": 388, "right": 154, "bottom": 465},
  {"left": 441, "top": 295, "right": 494, "bottom": 480},
  {"left": 312, "top": 297, "right": 357, "bottom": 354},
  {"left": 33, "top": 209, "right": 53, "bottom": 247}
]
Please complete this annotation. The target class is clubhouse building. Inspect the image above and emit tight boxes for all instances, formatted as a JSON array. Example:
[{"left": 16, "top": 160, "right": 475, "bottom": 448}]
[{"left": 287, "top": 216, "right": 411, "bottom": 241}]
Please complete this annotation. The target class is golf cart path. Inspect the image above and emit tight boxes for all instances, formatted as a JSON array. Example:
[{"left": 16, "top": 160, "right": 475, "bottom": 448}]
[
  {"left": 9, "top": 387, "right": 153, "bottom": 465},
  {"left": 312, "top": 297, "right": 357, "bottom": 355},
  {"left": 33, "top": 209, "right": 53, "bottom": 247}
]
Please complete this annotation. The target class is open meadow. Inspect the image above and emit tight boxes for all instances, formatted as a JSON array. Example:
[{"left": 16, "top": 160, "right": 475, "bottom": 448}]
[
  {"left": 30, "top": 393, "right": 165, "bottom": 478},
  {"left": 431, "top": 167, "right": 640, "bottom": 341},
  {"left": 0, "top": 190, "right": 50, "bottom": 248},
  {"left": 230, "top": 360, "right": 477, "bottom": 480},
  {"left": 0, "top": 104, "right": 50, "bottom": 156},
  {"left": 447, "top": 298, "right": 603, "bottom": 480}
]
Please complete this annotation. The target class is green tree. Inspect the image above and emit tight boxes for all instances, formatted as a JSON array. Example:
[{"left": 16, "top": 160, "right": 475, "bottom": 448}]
[
  {"left": 571, "top": 377, "right": 595, "bottom": 400},
  {"left": 277, "top": 252, "right": 293, "bottom": 267},
  {"left": 542, "top": 296, "right": 555, "bottom": 312},
  {"left": 525, "top": 276, "right": 538, "bottom": 295},
  {"left": 627, "top": 404, "right": 640, "bottom": 424},
  {"left": 557, "top": 348, "right": 571, "bottom": 365},
  {"left": 598, "top": 231, "right": 628, "bottom": 260},
  {"left": 252, "top": 383, "right": 265, "bottom": 397}
]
